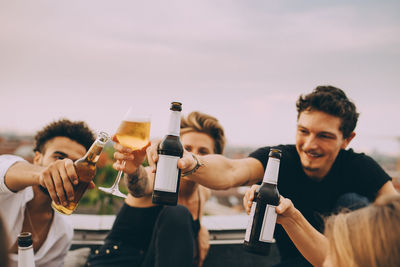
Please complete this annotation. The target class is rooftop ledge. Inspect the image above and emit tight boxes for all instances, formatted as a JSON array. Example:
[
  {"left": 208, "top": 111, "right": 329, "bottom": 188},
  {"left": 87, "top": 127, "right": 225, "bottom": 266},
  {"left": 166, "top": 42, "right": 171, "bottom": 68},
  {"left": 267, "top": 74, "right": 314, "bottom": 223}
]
[
  {"left": 66, "top": 214, "right": 249, "bottom": 246},
  {"left": 66, "top": 213, "right": 249, "bottom": 231}
]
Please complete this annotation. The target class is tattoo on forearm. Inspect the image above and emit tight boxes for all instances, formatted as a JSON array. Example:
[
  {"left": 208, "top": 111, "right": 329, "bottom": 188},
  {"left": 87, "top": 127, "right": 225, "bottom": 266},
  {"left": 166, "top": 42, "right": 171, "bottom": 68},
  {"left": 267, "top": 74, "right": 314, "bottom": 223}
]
[{"left": 124, "top": 166, "right": 149, "bottom": 197}]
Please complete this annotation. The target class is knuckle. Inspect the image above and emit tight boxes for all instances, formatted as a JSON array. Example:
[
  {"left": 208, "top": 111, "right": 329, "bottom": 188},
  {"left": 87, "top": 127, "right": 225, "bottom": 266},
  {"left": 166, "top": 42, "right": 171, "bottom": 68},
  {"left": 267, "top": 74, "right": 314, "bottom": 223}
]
[
  {"left": 62, "top": 175, "right": 71, "bottom": 184},
  {"left": 55, "top": 184, "right": 64, "bottom": 193},
  {"left": 64, "top": 158, "right": 73, "bottom": 166},
  {"left": 66, "top": 188, "right": 74, "bottom": 196},
  {"left": 56, "top": 192, "right": 64, "bottom": 200},
  {"left": 50, "top": 193, "right": 58, "bottom": 201}
]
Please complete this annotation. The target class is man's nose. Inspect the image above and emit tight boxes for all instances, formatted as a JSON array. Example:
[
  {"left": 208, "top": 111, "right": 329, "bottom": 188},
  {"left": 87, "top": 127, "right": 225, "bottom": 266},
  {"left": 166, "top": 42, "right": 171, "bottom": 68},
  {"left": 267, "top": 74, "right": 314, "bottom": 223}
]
[{"left": 303, "top": 135, "right": 318, "bottom": 150}]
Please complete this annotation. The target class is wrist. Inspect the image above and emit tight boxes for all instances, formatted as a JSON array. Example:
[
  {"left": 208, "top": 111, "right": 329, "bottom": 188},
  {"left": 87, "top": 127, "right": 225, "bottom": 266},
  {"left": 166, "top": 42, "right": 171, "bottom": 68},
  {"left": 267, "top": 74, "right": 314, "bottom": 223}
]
[
  {"left": 280, "top": 208, "right": 303, "bottom": 228},
  {"left": 126, "top": 165, "right": 143, "bottom": 182},
  {"left": 182, "top": 154, "right": 203, "bottom": 177},
  {"left": 125, "top": 165, "right": 149, "bottom": 197},
  {"left": 32, "top": 164, "right": 45, "bottom": 186}
]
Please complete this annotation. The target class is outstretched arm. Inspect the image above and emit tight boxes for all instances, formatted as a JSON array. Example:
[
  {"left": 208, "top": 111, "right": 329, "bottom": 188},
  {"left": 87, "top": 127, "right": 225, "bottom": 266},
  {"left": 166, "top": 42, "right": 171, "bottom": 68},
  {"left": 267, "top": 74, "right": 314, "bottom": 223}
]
[
  {"left": 2, "top": 155, "right": 86, "bottom": 207},
  {"left": 277, "top": 196, "right": 328, "bottom": 267},
  {"left": 147, "top": 141, "right": 265, "bottom": 190}
]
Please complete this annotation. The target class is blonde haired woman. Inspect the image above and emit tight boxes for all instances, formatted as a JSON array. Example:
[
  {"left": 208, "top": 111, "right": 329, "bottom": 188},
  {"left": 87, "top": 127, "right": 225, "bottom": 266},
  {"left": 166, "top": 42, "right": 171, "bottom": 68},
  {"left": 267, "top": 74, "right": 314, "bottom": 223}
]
[
  {"left": 86, "top": 111, "right": 226, "bottom": 267},
  {"left": 323, "top": 194, "right": 400, "bottom": 267},
  {"left": 244, "top": 191, "right": 399, "bottom": 266}
]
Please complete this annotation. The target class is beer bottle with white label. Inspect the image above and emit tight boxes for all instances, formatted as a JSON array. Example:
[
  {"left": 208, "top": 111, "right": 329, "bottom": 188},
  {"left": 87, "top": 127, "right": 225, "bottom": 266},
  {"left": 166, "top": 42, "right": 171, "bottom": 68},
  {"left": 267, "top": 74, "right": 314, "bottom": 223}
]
[
  {"left": 243, "top": 148, "right": 281, "bottom": 254},
  {"left": 152, "top": 102, "right": 184, "bottom": 205}
]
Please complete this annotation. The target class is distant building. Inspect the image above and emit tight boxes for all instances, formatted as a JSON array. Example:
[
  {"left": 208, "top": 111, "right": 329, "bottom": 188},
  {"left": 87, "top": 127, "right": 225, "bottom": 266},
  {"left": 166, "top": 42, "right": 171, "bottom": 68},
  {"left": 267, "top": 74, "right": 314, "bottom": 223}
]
[{"left": 0, "top": 133, "right": 34, "bottom": 162}]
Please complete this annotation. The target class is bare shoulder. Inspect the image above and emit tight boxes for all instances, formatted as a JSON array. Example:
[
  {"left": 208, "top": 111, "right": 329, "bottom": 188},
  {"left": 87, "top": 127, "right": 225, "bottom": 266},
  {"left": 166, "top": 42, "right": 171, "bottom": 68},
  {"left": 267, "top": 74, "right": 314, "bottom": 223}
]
[{"left": 376, "top": 181, "right": 398, "bottom": 200}]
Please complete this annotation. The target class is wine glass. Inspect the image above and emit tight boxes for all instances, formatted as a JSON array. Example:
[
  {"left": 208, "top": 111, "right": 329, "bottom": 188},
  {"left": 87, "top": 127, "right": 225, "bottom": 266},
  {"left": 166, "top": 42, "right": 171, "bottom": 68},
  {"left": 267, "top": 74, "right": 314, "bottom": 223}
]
[{"left": 99, "top": 107, "right": 151, "bottom": 198}]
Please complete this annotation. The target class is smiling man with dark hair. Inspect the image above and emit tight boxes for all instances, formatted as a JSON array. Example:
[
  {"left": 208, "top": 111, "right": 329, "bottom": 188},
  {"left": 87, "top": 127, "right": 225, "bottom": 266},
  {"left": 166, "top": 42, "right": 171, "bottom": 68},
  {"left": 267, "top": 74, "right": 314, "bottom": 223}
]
[{"left": 147, "top": 85, "right": 398, "bottom": 266}]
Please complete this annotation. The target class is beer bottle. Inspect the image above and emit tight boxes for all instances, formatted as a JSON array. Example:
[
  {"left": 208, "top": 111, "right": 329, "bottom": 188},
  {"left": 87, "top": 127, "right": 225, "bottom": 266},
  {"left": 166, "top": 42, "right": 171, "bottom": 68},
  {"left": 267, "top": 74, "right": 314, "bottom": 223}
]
[
  {"left": 18, "top": 232, "right": 35, "bottom": 267},
  {"left": 243, "top": 148, "right": 282, "bottom": 254},
  {"left": 152, "top": 102, "right": 183, "bottom": 205},
  {"left": 51, "top": 132, "right": 109, "bottom": 215}
]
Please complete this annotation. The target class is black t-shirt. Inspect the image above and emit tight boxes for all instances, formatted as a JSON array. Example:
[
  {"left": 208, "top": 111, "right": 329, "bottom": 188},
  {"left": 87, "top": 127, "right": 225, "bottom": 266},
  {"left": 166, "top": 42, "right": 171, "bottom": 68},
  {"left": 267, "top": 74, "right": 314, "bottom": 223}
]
[{"left": 249, "top": 145, "right": 391, "bottom": 261}]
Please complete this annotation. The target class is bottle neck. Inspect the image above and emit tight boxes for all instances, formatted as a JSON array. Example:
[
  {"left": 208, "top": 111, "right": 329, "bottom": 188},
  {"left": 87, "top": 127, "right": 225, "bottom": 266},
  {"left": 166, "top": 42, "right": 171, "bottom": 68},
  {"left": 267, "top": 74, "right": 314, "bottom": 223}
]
[
  {"left": 18, "top": 245, "right": 33, "bottom": 250},
  {"left": 79, "top": 137, "right": 107, "bottom": 164},
  {"left": 18, "top": 245, "right": 35, "bottom": 267},
  {"left": 262, "top": 157, "right": 280, "bottom": 184},
  {"left": 168, "top": 110, "right": 181, "bottom": 137}
]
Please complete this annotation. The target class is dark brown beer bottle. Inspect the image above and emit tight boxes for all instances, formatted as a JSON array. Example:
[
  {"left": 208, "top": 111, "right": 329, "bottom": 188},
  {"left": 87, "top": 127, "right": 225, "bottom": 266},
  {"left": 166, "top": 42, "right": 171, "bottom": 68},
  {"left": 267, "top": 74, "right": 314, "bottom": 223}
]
[
  {"left": 152, "top": 102, "right": 183, "bottom": 205},
  {"left": 51, "top": 132, "right": 109, "bottom": 215},
  {"left": 243, "top": 148, "right": 282, "bottom": 254}
]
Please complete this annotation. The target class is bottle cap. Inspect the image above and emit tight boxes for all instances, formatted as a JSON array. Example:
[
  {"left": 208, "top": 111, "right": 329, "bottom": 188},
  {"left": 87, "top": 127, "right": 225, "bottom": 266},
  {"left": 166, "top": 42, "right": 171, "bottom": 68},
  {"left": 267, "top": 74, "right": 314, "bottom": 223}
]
[
  {"left": 97, "top": 131, "right": 110, "bottom": 144},
  {"left": 269, "top": 148, "right": 282, "bottom": 159},
  {"left": 170, "top": 102, "right": 182, "bottom": 111},
  {"left": 18, "top": 232, "right": 33, "bottom": 247}
]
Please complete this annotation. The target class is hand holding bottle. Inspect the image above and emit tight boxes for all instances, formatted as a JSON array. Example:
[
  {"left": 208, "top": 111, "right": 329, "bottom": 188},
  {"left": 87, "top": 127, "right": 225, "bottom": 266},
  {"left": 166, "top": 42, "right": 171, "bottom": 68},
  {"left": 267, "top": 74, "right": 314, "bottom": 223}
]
[
  {"left": 243, "top": 189, "right": 300, "bottom": 226},
  {"left": 38, "top": 158, "right": 79, "bottom": 207},
  {"left": 52, "top": 132, "right": 109, "bottom": 214},
  {"left": 274, "top": 196, "right": 300, "bottom": 226},
  {"left": 146, "top": 140, "right": 197, "bottom": 175},
  {"left": 243, "top": 184, "right": 260, "bottom": 214},
  {"left": 243, "top": 148, "right": 282, "bottom": 254}
]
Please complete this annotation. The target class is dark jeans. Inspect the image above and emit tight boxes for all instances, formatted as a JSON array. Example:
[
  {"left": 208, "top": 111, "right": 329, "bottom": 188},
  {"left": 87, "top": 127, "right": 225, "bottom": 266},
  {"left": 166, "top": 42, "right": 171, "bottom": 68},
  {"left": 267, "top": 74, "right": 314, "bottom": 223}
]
[
  {"left": 272, "top": 256, "right": 312, "bottom": 267},
  {"left": 141, "top": 205, "right": 196, "bottom": 267},
  {"left": 86, "top": 205, "right": 196, "bottom": 267}
]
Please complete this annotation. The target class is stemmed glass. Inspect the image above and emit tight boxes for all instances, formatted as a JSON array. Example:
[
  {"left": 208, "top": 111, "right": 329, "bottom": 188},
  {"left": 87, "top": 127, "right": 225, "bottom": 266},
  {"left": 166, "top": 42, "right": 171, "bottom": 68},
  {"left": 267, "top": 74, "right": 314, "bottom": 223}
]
[{"left": 99, "top": 107, "right": 151, "bottom": 198}]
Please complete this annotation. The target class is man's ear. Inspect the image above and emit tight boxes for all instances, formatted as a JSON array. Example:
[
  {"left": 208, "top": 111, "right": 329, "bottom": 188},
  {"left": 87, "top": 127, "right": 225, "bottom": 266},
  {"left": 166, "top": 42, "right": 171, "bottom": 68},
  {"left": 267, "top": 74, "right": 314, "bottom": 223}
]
[
  {"left": 341, "top": 132, "right": 356, "bottom": 149},
  {"left": 33, "top": 151, "right": 42, "bottom": 165}
]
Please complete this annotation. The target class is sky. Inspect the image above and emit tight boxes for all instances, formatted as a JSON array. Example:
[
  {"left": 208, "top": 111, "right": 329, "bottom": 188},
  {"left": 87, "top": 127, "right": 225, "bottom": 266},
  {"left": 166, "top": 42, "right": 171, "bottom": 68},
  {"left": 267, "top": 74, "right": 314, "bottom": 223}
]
[{"left": 0, "top": 1, "right": 399, "bottom": 156}]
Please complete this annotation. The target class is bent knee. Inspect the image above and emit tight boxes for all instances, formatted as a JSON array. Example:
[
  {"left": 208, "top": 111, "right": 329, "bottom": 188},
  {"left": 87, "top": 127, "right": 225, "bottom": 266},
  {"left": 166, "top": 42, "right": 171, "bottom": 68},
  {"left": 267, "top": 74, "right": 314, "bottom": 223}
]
[{"left": 157, "top": 205, "right": 193, "bottom": 229}]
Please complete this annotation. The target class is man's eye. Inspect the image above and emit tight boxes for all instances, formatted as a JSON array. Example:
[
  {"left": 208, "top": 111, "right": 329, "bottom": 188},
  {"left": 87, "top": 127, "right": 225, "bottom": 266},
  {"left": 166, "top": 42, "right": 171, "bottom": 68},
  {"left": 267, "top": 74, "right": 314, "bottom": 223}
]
[
  {"left": 185, "top": 147, "right": 192, "bottom": 152},
  {"left": 198, "top": 150, "right": 210, "bottom": 156},
  {"left": 54, "top": 156, "right": 65, "bottom": 160}
]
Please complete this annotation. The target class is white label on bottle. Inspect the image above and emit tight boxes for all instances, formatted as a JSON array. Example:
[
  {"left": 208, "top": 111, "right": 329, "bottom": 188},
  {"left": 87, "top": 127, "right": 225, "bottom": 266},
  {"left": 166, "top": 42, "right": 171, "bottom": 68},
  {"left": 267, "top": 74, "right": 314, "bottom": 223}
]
[
  {"left": 262, "top": 158, "right": 280, "bottom": 184},
  {"left": 168, "top": 111, "right": 181, "bottom": 136},
  {"left": 18, "top": 247, "right": 35, "bottom": 267},
  {"left": 259, "top": 204, "right": 277, "bottom": 242},
  {"left": 244, "top": 202, "right": 257, "bottom": 242},
  {"left": 154, "top": 154, "right": 180, "bottom": 193}
]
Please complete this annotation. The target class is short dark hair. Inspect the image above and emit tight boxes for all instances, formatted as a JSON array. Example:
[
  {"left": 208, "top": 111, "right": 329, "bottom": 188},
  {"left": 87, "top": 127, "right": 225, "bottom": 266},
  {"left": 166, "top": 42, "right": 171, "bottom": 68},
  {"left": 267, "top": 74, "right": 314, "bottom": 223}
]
[
  {"left": 180, "top": 111, "right": 226, "bottom": 154},
  {"left": 296, "top": 85, "right": 359, "bottom": 138},
  {"left": 34, "top": 119, "right": 95, "bottom": 153}
]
